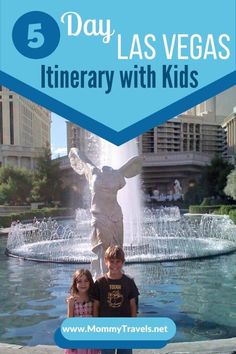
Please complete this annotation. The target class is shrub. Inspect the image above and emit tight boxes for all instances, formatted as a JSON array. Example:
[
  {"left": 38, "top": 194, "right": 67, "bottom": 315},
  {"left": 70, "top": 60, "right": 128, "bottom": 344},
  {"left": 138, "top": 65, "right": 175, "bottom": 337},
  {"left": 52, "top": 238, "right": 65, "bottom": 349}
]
[
  {"left": 224, "top": 168, "right": 236, "bottom": 201},
  {"left": 215, "top": 205, "right": 236, "bottom": 215},
  {"left": 229, "top": 209, "right": 236, "bottom": 224},
  {"left": 189, "top": 205, "right": 221, "bottom": 214}
]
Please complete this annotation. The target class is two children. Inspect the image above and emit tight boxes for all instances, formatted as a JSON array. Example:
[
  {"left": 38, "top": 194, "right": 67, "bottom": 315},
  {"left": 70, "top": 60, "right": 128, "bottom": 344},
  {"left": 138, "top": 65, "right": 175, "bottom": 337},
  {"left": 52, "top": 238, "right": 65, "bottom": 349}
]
[{"left": 66, "top": 246, "right": 139, "bottom": 354}]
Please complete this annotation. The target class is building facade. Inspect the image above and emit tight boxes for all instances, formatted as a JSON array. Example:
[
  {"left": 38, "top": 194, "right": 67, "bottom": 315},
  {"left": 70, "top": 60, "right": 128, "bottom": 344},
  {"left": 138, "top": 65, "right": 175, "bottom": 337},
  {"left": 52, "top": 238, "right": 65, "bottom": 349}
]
[
  {"left": 65, "top": 90, "right": 236, "bottom": 197},
  {"left": 139, "top": 111, "right": 227, "bottom": 194},
  {"left": 67, "top": 122, "right": 100, "bottom": 163},
  {"left": 138, "top": 90, "right": 236, "bottom": 195},
  {"left": 222, "top": 107, "right": 236, "bottom": 163},
  {"left": 0, "top": 86, "right": 51, "bottom": 169}
]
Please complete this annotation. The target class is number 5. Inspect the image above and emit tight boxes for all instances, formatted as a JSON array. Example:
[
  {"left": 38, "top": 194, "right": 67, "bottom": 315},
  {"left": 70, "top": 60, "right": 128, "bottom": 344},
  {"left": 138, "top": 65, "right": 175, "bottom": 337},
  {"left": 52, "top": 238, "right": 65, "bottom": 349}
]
[{"left": 28, "top": 23, "right": 44, "bottom": 48}]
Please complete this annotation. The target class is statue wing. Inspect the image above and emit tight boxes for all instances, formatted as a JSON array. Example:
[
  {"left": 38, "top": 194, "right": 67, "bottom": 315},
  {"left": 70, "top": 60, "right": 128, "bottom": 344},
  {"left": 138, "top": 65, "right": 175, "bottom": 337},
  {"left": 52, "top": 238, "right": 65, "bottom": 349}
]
[
  {"left": 118, "top": 156, "right": 143, "bottom": 178},
  {"left": 68, "top": 148, "right": 97, "bottom": 182}
]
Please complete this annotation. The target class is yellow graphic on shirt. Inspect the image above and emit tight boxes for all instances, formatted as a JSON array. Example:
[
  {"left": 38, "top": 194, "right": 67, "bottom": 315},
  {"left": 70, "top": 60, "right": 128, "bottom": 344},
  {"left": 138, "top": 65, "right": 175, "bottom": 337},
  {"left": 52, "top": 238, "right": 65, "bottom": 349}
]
[{"left": 107, "top": 289, "right": 124, "bottom": 308}]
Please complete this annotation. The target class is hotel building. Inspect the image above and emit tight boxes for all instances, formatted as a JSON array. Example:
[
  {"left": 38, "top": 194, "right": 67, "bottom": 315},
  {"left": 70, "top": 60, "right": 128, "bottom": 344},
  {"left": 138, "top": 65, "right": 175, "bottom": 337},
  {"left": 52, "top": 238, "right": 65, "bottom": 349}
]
[
  {"left": 0, "top": 86, "right": 51, "bottom": 169},
  {"left": 66, "top": 87, "right": 236, "bottom": 195},
  {"left": 222, "top": 107, "right": 236, "bottom": 162},
  {"left": 139, "top": 88, "right": 236, "bottom": 194}
]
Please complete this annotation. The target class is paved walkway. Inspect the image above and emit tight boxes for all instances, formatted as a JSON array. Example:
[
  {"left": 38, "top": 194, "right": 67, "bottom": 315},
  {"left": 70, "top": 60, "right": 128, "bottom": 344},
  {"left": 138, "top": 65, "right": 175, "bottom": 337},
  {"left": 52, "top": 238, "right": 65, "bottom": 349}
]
[{"left": 1, "top": 338, "right": 236, "bottom": 354}]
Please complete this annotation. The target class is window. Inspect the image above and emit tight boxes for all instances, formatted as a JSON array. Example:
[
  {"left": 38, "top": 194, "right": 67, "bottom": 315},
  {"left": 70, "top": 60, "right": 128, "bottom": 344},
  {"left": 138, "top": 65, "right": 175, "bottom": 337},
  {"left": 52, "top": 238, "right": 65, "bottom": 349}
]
[
  {"left": 195, "top": 124, "right": 200, "bottom": 133},
  {"left": 9, "top": 101, "right": 14, "bottom": 145},
  {"left": 183, "top": 139, "right": 187, "bottom": 151},
  {"left": 196, "top": 140, "right": 200, "bottom": 151},
  {"left": 190, "top": 140, "right": 194, "bottom": 151}
]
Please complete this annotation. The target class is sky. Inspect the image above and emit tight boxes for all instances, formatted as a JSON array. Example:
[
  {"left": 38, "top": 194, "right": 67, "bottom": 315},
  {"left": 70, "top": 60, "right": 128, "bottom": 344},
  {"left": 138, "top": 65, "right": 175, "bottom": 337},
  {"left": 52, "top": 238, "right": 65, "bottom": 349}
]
[{"left": 51, "top": 113, "right": 67, "bottom": 158}]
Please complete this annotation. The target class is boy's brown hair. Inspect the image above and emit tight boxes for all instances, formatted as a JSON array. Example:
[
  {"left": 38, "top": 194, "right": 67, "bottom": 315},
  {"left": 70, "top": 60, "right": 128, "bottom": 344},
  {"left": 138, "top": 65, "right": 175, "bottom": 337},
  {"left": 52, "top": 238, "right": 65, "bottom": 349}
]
[{"left": 104, "top": 245, "right": 125, "bottom": 262}]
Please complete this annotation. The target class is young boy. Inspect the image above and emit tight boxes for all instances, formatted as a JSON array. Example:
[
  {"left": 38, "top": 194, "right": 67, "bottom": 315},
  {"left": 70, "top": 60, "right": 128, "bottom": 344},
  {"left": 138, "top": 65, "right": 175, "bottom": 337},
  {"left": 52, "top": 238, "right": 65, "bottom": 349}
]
[{"left": 92, "top": 245, "right": 139, "bottom": 354}]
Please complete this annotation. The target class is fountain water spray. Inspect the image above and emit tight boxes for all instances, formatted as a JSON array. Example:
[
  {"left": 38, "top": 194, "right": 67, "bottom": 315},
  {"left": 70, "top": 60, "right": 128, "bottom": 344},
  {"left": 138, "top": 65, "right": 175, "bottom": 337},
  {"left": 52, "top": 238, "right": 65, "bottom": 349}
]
[{"left": 6, "top": 211, "right": 236, "bottom": 263}]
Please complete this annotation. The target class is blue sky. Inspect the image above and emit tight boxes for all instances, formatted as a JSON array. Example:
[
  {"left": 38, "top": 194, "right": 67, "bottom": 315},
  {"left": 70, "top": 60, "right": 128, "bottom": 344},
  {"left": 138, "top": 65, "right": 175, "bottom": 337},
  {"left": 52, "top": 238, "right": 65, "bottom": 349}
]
[{"left": 51, "top": 113, "right": 67, "bottom": 158}]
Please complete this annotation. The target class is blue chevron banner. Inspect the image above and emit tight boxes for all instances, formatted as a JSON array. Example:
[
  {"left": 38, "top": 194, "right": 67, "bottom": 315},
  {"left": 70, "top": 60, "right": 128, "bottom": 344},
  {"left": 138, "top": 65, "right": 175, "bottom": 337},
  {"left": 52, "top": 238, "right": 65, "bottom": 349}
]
[{"left": 0, "top": 0, "right": 235, "bottom": 144}]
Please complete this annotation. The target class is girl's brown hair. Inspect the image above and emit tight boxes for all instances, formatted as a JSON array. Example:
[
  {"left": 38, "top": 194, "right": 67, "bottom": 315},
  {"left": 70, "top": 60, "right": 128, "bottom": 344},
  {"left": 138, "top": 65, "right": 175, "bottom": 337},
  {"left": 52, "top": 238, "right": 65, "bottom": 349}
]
[{"left": 70, "top": 269, "right": 94, "bottom": 297}]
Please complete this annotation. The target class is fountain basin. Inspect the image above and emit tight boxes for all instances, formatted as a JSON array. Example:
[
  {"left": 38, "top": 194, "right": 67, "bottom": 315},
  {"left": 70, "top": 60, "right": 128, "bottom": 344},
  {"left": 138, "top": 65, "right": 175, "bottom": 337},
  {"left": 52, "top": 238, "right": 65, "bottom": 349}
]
[
  {"left": 6, "top": 210, "right": 236, "bottom": 263},
  {"left": 1, "top": 233, "right": 236, "bottom": 345},
  {"left": 6, "top": 237, "right": 236, "bottom": 263}
]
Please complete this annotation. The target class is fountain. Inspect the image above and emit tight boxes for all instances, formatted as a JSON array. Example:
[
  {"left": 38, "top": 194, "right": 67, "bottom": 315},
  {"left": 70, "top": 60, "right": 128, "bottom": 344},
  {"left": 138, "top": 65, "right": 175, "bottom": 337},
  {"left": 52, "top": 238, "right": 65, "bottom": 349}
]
[{"left": 5, "top": 139, "right": 236, "bottom": 265}]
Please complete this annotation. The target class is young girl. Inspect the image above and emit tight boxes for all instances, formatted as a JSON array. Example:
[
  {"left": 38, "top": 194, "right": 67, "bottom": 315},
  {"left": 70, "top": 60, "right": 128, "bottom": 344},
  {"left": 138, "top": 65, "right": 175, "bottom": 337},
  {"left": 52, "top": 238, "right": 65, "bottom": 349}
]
[{"left": 65, "top": 269, "right": 100, "bottom": 354}]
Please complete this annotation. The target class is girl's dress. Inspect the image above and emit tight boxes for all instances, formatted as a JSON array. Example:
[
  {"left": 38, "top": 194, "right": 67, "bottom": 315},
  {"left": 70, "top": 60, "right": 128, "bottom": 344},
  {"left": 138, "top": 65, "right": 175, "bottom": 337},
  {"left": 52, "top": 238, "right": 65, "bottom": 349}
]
[{"left": 65, "top": 299, "right": 100, "bottom": 354}]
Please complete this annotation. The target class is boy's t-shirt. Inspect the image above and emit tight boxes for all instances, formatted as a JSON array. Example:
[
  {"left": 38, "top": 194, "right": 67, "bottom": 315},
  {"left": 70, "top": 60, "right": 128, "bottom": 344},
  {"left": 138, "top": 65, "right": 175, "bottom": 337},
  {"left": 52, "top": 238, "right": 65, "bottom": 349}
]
[{"left": 92, "top": 274, "right": 139, "bottom": 317}]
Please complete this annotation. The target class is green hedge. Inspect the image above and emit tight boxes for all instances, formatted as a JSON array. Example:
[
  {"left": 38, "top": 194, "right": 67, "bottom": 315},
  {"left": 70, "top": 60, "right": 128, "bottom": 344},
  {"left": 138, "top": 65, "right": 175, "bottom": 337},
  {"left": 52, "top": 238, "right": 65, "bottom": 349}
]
[
  {"left": 189, "top": 204, "right": 236, "bottom": 215},
  {"left": 229, "top": 209, "right": 236, "bottom": 224},
  {"left": 189, "top": 205, "right": 222, "bottom": 214},
  {"left": 189, "top": 204, "right": 236, "bottom": 225},
  {"left": 214, "top": 205, "right": 236, "bottom": 215},
  {"left": 0, "top": 208, "right": 74, "bottom": 228}
]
